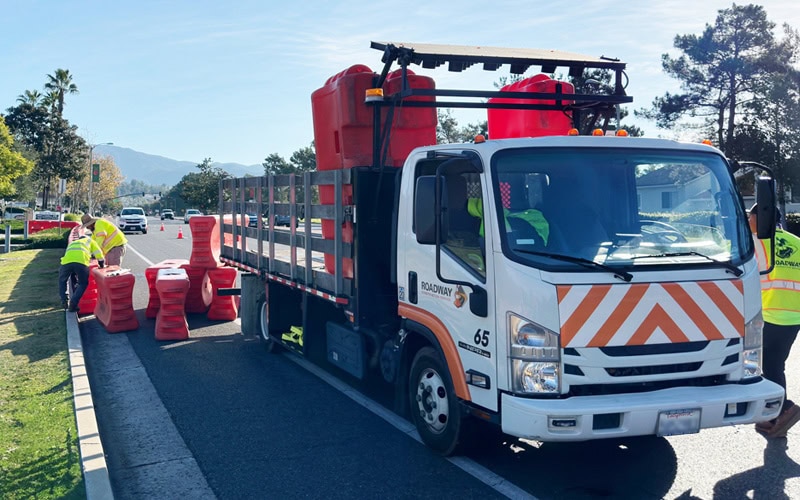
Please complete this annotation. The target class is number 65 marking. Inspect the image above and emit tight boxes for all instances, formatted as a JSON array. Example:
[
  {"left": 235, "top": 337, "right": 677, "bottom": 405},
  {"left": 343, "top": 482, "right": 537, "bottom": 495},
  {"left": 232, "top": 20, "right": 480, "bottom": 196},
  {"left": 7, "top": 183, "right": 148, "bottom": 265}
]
[{"left": 473, "top": 329, "right": 490, "bottom": 347}]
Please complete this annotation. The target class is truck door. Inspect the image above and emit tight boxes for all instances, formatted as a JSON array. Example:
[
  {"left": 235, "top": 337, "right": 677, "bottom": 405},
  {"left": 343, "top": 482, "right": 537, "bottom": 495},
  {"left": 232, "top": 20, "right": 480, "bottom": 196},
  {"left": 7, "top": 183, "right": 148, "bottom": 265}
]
[{"left": 397, "top": 153, "right": 498, "bottom": 412}]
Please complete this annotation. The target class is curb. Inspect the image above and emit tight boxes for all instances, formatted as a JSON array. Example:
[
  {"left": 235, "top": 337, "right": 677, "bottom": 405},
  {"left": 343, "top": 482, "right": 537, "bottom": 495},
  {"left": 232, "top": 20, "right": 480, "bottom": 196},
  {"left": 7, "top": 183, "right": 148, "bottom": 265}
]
[{"left": 66, "top": 310, "right": 115, "bottom": 500}]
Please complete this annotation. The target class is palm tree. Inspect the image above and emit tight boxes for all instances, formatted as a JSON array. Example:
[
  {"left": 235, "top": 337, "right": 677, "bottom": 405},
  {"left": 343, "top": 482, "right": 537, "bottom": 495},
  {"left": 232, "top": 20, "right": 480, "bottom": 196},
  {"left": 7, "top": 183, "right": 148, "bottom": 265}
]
[
  {"left": 44, "top": 68, "right": 79, "bottom": 115},
  {"left": 16, "top": 89, "right": 42, "bottom": 107},
  {"left": 41, "top": 91, "right": 58, "bottom": 114}
]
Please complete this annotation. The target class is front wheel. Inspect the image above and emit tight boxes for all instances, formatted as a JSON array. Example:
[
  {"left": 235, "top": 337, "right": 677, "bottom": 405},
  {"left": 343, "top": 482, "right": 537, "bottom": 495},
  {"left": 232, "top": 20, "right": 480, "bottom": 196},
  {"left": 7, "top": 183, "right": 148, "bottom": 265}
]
[
  {"left": 409, "top": 347, "right": 471, "bottom": 455},
  {"left": 258, "top": 300, "right": 281, "bottom": 353}
]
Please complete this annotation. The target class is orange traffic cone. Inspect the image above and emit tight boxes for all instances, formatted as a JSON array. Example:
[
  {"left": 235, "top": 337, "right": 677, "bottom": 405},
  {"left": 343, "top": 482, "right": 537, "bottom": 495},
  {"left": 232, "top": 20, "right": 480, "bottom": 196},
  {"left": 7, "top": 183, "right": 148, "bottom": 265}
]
[
  {"left": 160, "top": 222, "right": 165, "bottom": 231},
  {"left": 177, "top": 226, "right": 184, "bottom": 239}
]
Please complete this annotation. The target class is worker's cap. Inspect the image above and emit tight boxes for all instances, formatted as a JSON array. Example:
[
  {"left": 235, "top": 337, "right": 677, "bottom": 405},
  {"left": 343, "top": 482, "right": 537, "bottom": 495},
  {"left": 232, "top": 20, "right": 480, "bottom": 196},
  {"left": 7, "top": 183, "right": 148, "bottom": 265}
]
[{"left": 81, "top": 214, "right": 98, "bottom": 228}]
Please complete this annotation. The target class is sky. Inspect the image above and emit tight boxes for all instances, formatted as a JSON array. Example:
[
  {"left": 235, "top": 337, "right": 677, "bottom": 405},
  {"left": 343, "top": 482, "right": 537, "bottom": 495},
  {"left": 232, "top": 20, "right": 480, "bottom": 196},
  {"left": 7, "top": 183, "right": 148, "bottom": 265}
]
[{"left": 3, "top": 1, "right": 800, "bottom": 168}]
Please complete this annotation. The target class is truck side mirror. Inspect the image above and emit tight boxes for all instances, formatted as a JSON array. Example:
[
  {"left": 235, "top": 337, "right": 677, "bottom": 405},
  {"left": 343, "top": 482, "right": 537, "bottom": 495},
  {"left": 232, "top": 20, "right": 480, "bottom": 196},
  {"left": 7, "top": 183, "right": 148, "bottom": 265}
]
[
  {"left": 415, "top": 176, "right": 448, "bottom": 244},
  {"left": 756, "top": 176, "right": 776, "bottom": 239}
]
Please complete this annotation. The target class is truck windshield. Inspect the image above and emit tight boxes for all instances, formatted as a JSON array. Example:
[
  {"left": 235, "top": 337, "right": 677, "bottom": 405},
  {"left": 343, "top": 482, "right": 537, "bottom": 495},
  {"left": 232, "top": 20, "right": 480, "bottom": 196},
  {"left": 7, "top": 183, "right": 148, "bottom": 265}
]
[{"left": 490, "top": 147, "right": 752, "bottom": 272}]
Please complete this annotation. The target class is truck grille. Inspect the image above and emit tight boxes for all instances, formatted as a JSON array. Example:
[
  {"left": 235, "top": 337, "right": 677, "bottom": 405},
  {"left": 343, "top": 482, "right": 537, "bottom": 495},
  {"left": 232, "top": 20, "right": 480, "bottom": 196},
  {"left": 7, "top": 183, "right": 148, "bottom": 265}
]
[{"left": 569, "top": 375, "right": 728, "bottom": 397}]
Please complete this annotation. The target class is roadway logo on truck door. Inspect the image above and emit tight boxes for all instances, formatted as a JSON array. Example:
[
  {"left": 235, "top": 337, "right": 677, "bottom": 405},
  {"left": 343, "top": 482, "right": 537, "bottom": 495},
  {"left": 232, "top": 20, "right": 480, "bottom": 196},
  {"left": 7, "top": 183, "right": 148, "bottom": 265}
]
[{"left": 557, "top": 280, "right": 744, "bottom": 347}]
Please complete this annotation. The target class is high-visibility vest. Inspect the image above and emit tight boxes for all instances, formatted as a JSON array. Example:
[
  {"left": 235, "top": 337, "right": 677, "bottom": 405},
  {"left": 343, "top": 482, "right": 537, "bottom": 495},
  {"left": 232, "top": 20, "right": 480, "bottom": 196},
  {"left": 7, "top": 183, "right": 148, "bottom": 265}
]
[
  {"left": 467, "top": 198, "right": 549, "bottom": 244},
  {"left": 756, "top": 230, "right": 800, "bottom": 325},
  {"left": 92, "top": 218, "right": 127, "bottom": 254},
  {"left": 60, "top": 237, "right": 104, "bottom": 266}
]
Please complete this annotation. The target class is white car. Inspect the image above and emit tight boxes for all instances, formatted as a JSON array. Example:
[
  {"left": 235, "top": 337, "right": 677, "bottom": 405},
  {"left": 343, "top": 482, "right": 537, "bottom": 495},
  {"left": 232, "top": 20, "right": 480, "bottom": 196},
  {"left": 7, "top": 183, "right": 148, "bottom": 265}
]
[
  {"left": 118, "top": 207, "right": 148, "bottom": 234},
  {"left": 184, "top": 209, "right": 203, "bottom": 223}
]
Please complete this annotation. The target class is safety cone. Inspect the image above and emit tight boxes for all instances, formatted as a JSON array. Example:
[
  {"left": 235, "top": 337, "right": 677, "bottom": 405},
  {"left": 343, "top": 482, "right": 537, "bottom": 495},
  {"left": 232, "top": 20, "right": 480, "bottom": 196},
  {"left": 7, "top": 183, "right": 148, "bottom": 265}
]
[
  {"left": 177, "top": 227, "right": 184, "bottom": 239},
  {"left": 160, "top": 222, "right": 165, "bottom": 231}
]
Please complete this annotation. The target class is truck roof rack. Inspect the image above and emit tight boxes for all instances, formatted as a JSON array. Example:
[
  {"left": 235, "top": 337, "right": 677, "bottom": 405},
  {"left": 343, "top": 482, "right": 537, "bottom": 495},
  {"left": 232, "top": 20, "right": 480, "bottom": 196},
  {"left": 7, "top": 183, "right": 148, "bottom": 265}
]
[
  {"left": 367, "top": 41, "right": 633, "bottom": 165},
  {"left": 370, "top": 41, "right": 631, "bottom": 108}
]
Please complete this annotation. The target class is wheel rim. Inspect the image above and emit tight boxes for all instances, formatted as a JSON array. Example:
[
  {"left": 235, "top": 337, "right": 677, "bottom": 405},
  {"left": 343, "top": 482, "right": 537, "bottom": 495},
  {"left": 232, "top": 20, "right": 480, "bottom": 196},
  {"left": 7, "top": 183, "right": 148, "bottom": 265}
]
[
  {"left": 259, "top": 301, "right": 270, "bottom": 343},
  {"left": 415, "top": 367, "right": 450, "bottom": 434}
]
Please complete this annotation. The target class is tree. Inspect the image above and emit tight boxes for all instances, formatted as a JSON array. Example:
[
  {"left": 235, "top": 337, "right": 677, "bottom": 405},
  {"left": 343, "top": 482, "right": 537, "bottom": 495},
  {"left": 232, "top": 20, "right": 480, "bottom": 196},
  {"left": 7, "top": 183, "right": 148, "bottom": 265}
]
[
  {"left": 68, "top": 155, "right": 124, "bottom": 213},
  {"left": 177, "top": 158, "right": 231, "bottom": 213},
  {"left": 262, "top": 153, "right": 292, "bottom": 175},
  {"left": 16, "top": 90, "right": 42, "bottom": 107},
  {"left": 639, "top": 4, "right": 797, "bottom": 155},
  {"left": 437, "top": 110, "right": 486, "bottom": 144},
  {"left": 289, "top": 143, "right": 317, "bottom": 172},
  {"left": 0, "top": 116, "right": 34, "bottom": 198},
  {"left": 44, "top": 68, "right": 79, "bottom": 116}
]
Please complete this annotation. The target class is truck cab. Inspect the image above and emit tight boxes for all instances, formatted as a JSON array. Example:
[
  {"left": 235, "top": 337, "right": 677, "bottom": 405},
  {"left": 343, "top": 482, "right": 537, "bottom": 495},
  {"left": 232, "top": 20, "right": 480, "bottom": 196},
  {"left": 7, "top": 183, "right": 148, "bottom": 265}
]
[{"left": 401, "top": 136, "right": 782, "bottom": 446}]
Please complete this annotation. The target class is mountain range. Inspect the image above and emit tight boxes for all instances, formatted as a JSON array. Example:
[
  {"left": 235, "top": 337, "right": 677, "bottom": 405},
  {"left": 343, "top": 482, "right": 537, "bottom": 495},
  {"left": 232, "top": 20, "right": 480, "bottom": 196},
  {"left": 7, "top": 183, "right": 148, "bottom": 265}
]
[{"left": 93, "top": 144, "right": 264, "bottom": 186}]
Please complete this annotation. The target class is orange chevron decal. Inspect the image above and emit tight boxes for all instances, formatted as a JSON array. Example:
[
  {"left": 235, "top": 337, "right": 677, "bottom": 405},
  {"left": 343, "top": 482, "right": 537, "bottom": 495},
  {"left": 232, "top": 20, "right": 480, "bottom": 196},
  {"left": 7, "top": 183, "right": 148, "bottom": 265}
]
[{"left": 558, "top": 280, "right": 744, "bottom": 347}]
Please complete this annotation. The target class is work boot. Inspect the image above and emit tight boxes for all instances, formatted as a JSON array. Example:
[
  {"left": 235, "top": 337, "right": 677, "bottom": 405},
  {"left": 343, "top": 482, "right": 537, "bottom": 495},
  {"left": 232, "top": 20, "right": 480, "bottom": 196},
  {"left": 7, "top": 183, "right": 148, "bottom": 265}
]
[
  {"left": 755, "top": 420, "right": 774, "bottom": 435},
  {"left": 768, "top": 404, "right": 800, "bottom": 438},
  {"left": 61, "top": 299, "right": 68, "bottom": 310}
]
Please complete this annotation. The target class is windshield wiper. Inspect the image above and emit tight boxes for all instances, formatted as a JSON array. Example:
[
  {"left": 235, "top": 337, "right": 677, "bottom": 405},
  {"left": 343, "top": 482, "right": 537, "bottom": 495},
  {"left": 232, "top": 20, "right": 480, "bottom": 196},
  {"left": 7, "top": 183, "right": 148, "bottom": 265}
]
[
  {"left": 515, "top": 249, "right": 633, "bottom": 282},
  {"left": 630, "top": 251, "right": 743, "bottom": 277}
]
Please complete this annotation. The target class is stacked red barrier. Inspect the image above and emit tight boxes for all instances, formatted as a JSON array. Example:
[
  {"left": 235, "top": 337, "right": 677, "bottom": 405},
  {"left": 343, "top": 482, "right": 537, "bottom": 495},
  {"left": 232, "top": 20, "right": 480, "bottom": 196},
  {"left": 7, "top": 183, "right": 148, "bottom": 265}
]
[
  {"left": 180, "top": 263, "right": 211, "bottom": 314},
  {"left": 92, "top": 266, "right": 138, "bottom": 333},
  {"left": 155, "top": 268, "right": 190, "bottom": 341},
  {"left": 182, "top": 216, "right": 220, "bottom": 314},
  {"left": 203, "top": 266, "right": 238, "bottom": 321},
  {"left": 77, "top": 262, "right": 100, "bottom": 315},
  {"left": 145, "top": 259, "right": 190, "bottom": 318},
  {"left": 28, "top": 220, "right": 80, "bottom": 235}
]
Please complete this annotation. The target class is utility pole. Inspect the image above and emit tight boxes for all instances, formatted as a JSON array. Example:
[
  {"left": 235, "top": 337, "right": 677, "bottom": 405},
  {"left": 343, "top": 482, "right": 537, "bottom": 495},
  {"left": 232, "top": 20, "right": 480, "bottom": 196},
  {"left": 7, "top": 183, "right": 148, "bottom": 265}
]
[{"left": 87, "top": 142, "right": 113, "bottom": 214}]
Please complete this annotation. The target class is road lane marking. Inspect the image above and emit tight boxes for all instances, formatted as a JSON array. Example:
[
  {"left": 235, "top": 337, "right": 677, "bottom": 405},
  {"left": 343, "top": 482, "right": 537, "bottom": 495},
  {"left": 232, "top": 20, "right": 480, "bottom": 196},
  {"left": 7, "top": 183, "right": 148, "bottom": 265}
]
[{"left": 126, "top": 243, "right": 154, "bottom": 266}]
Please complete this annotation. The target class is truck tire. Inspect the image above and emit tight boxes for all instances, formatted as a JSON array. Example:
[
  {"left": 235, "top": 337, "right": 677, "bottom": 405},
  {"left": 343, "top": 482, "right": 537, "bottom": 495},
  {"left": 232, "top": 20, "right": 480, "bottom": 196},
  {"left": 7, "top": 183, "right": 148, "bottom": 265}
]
[
  {"left": 409, "top": 346, "right": 470, "bottom": 456},
  {"left": 259, "top": 300, "right": 281, "bottom": 353}
]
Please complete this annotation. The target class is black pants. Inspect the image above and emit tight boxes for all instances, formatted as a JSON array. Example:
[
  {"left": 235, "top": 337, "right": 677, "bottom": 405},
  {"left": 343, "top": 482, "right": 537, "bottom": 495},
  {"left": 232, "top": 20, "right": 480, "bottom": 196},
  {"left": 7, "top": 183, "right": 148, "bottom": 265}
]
[
  {"left": 58, "top": 262, "right": 90, "bottom": 309},
  {"left": 762, "top": 322, "right": 799, "bottom": 407}
]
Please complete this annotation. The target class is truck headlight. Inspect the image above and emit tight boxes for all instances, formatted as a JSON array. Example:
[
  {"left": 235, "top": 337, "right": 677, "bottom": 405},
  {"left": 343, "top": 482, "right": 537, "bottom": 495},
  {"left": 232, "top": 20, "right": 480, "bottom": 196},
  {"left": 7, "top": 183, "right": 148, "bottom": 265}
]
[
  {"left": 508, "top": 313, "right": 560, "bottom": 394},
  {"left": 742, "top": 312, "right": 763, "bottom": 378}
]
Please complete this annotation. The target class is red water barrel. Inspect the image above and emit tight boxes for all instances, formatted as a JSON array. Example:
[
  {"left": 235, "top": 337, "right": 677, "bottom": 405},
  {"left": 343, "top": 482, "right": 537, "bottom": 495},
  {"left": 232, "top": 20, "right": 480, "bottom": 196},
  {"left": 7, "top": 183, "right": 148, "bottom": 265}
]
[
  {"left": 383, "top": 69, "right": 437, "bottom": 165},
  {"left": 202, "top": 266, "right": 239, "bottom": 321},
  {"left": 180, "top": 263, "right": 211, "bottom": 314},
  {"left": 145, "top": 259, "right": 190, "bottom": 318},
  {"left": 92, "top": 266, "right": 138, "bottom": 333},
  {"left": 189, "top": 216, "right": 221, "bottom": 268},
  {"left": 312, "top": 64, "right": 376, "bottom": 171},
  {"left": 155, "top": 268, "right": 190, "bottom": 341},
  {"left": 77, "top": 262, "right": 100, "bottom": 315},
  {"left": 488, "top": 74, "right": 575, "bottom": 139}
]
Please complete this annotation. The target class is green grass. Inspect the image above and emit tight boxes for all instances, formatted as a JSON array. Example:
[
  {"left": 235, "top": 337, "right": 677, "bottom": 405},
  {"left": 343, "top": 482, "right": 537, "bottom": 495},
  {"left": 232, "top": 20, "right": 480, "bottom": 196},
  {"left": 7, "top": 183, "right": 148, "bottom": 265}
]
[{"left": 0, "top": 249, "right": 85, "bottom": 499}]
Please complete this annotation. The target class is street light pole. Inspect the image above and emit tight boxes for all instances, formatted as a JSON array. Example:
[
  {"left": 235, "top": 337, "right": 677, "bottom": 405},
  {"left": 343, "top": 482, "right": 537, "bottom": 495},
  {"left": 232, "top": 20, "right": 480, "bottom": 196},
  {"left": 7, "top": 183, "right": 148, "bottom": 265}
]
[{"left": 87, "top": 142, "right": 113, "bottom": 214}]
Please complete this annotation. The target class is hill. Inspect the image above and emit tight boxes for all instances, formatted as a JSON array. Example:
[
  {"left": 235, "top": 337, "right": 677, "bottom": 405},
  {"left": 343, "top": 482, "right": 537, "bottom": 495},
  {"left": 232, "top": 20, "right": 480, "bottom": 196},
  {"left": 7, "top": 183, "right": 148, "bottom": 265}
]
[{"left": 93, "top": 145, "right": 263, "bottom": 186}]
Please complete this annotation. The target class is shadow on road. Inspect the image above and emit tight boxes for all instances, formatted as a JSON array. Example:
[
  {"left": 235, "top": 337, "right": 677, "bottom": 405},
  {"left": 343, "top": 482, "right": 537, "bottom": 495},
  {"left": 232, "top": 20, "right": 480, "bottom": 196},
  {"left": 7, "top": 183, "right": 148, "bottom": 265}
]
[
  {"left": 467, "top": 431, "right": 677, "bottom": 499},
  {"left": 713, "top": 437, "right": 800, "bottom": 499}
]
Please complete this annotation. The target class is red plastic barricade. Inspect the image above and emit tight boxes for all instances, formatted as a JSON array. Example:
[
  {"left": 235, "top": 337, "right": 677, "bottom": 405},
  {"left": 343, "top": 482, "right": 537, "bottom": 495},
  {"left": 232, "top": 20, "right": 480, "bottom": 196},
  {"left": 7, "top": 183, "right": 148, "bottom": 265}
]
[
  {"left": 189, "top": 216, "right": 221, "bottom": 268},
  {"left": 180, "top": 263, "right": 211, "bottom": 314},
  {"left": 155, "top": 268, "right": 190, "bottom": 341},
  {"left": 77, "top": 262, "right": 100, "bottom": 315},
  {"left": 145, "top": 259, "right": 190, "bottom": 318},
  {"left": 92, "top": 266, "right": 138, "bottom": 333},
  {"left": 487, "top": 74, "right": 575, "bottom": 139},
  {"left": 202, "top": 266, "right": 238, "bottom": 321},
  {"left": 28, "top": 220, "right": 80, "bottom": 235},
  {"left": 313, "top": 65, "right": 437, "bottom": 279}
]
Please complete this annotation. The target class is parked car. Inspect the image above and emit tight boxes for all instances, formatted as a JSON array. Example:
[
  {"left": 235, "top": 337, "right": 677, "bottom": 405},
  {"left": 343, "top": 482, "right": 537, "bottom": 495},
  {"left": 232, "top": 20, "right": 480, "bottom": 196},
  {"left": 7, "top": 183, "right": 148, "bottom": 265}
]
[
  {"left": 161, "top": 209, "right": 174, "bottom": 220},
  {"left": 117, "top": 207, "right": 148, "bottom": 234},
  {"left": 184, "top": 209, "right": 202, "bottom": 223}
]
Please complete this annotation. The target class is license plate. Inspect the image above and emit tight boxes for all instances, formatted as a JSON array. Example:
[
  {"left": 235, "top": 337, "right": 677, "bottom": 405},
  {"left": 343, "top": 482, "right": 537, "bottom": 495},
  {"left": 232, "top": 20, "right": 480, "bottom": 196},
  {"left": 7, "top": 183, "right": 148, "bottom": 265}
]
[{"left": 657, "top": 408, "right": 701, "bottom": 437}]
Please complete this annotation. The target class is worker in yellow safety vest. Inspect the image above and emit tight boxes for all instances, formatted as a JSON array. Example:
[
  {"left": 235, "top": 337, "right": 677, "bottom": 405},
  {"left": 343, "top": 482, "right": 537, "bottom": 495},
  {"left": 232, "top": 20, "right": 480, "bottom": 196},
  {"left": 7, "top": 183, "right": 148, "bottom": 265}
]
[
  {"left": 467, "top": 198, "right": 549, "bottom": 245},
  {"left": 81, "top": 214, "right": 128, "bottom": 266},
  {"left": 750, "top": 203, "right": 800, "bottom": 438},
  {"left": 59, "top": 235, "right": 105, "bottom": 312}
]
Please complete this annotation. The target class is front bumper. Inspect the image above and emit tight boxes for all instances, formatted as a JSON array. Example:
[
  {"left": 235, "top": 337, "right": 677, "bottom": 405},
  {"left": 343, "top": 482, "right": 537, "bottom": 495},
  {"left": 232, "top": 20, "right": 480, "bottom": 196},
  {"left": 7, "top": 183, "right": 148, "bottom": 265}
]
[
  {"left": 501, "top": 378, "right": 784, "bottom": 441},
  {"left": 119, "top": 221, "right": 147, "bottom": 231}
]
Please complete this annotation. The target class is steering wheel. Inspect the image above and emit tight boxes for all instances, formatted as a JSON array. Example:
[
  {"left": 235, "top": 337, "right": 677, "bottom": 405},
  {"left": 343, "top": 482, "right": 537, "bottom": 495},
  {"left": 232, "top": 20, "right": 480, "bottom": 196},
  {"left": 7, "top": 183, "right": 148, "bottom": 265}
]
[{"left": 640, "top": 220, "right": 688, "bottom": 245}]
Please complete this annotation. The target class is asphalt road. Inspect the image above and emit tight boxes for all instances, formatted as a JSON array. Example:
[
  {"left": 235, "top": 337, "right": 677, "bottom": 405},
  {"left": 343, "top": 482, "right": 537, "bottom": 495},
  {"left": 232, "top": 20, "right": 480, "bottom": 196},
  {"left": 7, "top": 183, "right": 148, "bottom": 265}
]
[{"left": 80, "top": 217, "right": 800, "bottom": 499}]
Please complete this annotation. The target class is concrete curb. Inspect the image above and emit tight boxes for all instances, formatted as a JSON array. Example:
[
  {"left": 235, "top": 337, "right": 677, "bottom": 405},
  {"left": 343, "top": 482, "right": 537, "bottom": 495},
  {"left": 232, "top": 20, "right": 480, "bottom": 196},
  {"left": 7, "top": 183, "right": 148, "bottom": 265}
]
[{"left": 66, "top": 310, "right": 115, "bottom": 500}]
